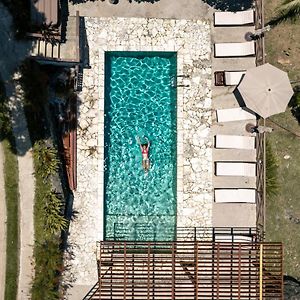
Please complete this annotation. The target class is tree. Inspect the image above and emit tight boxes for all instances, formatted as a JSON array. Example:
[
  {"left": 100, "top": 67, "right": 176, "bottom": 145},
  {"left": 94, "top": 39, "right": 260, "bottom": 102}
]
[{"left": 268, "top": 0, "right": 300, "bottom": 26}]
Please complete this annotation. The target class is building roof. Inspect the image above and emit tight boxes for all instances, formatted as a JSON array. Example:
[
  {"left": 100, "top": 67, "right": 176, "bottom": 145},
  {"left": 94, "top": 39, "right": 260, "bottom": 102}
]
[{"left": 31, "top": 0, "right": 59, "bottom": 26}]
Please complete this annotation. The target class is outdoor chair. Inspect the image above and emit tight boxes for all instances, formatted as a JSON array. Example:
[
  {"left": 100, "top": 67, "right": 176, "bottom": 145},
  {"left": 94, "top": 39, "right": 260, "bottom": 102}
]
[
  {"left": 215, "top": 135, "right": 255, "bottom": 149},
  {"left": 214, "top": 188, "right": 256, "bottom": 203},
  {"left": 215, "top": 162, "right": 256, "bottom": 176},
  {"left": 214, "top": 71, "right": 246, "bottom": 86},
  {"left": 214, "top": 10, "right": 255, "bottom": 26},
  {"left": 214, "top": 41, "right": 255, "bottom": 57},
  {"left": 216, "top": 107, "right": 256, "bottom": 122}
]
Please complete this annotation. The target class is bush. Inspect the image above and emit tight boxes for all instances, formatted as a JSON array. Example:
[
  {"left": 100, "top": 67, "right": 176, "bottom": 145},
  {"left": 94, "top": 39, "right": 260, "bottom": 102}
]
[
  {"left": 289, "top": 91, "right": 300, "bottom": 124},
  {"left": 32, "top": 238, "right": 63, "bottom": 300},
  {"left": 0, "top": 0, "right": 31, "bottom": 38},
  {"left": 43, "top": 190, "right": 68, "bottom": 236},
  {"left": 33, "top": 141, "right": 60, "bottom": 180},
  {"left": 266, "top": 141, "right": 279, "bottom": 197}
]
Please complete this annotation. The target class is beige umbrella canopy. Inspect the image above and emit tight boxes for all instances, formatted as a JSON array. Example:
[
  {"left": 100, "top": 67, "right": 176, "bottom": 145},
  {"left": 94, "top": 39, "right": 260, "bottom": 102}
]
[{"left": 237, "top": 63, "right": 294, "bottom": 118}]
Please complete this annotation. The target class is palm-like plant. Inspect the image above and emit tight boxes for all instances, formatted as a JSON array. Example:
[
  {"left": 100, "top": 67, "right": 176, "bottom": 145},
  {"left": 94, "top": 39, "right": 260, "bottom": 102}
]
[
  {"left": 43, "top": 190, "right": 68, "bottom": 236},
  {"left": 268, "top": 0, "right": 300, "bottom": 26}
]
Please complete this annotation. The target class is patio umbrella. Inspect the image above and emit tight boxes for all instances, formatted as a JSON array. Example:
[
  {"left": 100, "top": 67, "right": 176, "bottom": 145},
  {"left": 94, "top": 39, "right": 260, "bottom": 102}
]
[{"left": 237, "top": 63, "right": 294, "bottom": 118}]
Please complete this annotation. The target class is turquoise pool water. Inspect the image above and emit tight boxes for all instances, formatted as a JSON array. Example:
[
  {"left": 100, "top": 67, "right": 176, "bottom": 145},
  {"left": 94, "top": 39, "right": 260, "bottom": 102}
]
[{"left": 104, "top": 52, "right": 177, "bottom": 241}]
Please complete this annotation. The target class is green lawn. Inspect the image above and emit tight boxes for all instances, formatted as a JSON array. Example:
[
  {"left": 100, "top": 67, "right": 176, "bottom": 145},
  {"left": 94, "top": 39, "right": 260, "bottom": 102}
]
[
  {"left": 3, "top": 138, "right": 19, "bottom": 300},
  {"left": 0, "top": 79, "right": 19, "bottom": 300},
  {"left": 266, "top": 113, "right": 300, "bottom": 279},
  {"left": 264, "top": 1, "right": 300, "bottom": 280}
]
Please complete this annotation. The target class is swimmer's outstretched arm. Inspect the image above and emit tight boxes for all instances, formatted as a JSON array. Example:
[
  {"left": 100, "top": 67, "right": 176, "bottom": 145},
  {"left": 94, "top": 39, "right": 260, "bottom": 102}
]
[{"left": 145, "top": 137, "right": 150, "bottom": 148}]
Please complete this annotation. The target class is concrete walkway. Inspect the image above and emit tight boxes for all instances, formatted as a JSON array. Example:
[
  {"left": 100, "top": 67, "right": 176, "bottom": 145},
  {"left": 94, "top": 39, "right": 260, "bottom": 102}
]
[
  {"left": 68, "top": 0, "right": 212, "bottom": 19},
  {"left": 0, "top": 144, "right": 6, "bottom": 300},
  {"left": 7, "top": 80, "right": 35, "bottom": 300}
]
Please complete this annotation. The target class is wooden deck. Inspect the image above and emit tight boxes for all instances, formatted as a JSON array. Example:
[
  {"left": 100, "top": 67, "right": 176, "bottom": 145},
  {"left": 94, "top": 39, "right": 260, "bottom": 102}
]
[{"left": 95, "top": 241, "right": 283, "bottom": 300}]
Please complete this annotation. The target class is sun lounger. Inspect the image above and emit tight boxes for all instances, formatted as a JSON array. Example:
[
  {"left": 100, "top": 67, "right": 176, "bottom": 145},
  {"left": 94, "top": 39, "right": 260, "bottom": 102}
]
[
  {"left": 214, "top": 235, "right": 253, "bottom": 242},
  {"left": 214, "top": 188, "right": 256, "bottom": 203},
  {"left": 215, "top": 135, "right": 255, "bottom": 149},
  {"left": 215, "top": 71, "right": 246, "bottom": 86},
  {"left": 215, "top": 162, "right": 256, "bottom": 176},
  {"left": 214, "top": 10, "right": 255, "bottom": 26},
  {"left": 216, "top": 107, "right": 256, "bottom": 122},
  {"left": 214, "top": 41, "right": 255, "bottom": 57}
]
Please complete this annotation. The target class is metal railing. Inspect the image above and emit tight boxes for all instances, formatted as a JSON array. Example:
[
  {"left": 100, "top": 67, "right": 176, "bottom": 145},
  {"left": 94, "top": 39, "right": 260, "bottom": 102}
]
[
  {"left": 107, "top": 225, "right": 263, "bottom": 242},
  {"left": 254, "top": 0, "right": 266, "bottom": 237}
]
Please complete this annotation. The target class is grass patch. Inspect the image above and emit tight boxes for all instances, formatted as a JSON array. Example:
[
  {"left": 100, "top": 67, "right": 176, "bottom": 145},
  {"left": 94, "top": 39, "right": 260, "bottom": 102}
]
[
  {"left": 265, "top": 0, "right": 300, "bottom": 280},
  {"left": 266, "top": 112, "right": 300, "bottom": 279},
  {"left": 266, "top": 141, "right": 279, "bottom": 197},
  {"left": 3, "top": 138, "right": 19, "bottom": 300},
  {"left": 0, "top": 79, "right": 19, "bottom": 300}
]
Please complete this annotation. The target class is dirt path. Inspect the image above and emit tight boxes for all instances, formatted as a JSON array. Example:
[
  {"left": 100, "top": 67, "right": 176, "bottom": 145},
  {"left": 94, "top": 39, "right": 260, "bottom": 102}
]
[{"left": 0, "top": 143, "right": 6, "bottom": 300}]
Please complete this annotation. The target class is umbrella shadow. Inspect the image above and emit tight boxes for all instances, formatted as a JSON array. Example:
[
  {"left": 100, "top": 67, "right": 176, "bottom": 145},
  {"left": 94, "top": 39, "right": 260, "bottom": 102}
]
[
  {"left": 201, "top": 0, "right": 253, "bottom": 11},
  {"left": 233, "top": 87, "right": 258, "bottom": 117}
]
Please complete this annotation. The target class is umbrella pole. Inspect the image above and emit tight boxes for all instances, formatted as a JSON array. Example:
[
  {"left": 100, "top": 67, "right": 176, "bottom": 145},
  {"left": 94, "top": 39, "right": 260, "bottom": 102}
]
[{"left": 263, "top": 118, "right": 266, "bottom": 234}]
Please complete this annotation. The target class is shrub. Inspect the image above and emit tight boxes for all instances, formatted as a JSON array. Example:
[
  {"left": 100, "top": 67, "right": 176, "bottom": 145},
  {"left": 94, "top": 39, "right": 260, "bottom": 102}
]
[
  {"left": 32, "top": 238, "right": 63, "bottom": 300},
  {"left": 33, "top": 141, "right": 59, "bottom": 180},
  {"left": 289, "top": 91, "right": 300, "bottom": 124},
  {"left": 43, "top": 190, "right": 68, "bottom": 236}
]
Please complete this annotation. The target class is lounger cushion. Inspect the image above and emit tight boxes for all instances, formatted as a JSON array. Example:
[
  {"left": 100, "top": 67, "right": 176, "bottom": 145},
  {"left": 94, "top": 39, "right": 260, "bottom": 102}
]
[
  {"left": 214, "top": 41, "right": 255, "bottom": 57},
  {"left": 216, "top": 107, "right": 256, "bottom": 122},
  {"left": 224, "top": 71, "right": 246, "bottom": 85},
  {"left": 214, "top": 188, "right": 256, "bottom": 203},
  {"left": 214, "top": 10, "right": 254, "bottom": 26},
  {"left": 215, "top": 135, "right": 255, "bottom": 149},
  {"left": 215, "top": 162, "right": 256, "bottom": 176},
  {"left": 214, "top": 235, "right": 253, "bottom": 242}
]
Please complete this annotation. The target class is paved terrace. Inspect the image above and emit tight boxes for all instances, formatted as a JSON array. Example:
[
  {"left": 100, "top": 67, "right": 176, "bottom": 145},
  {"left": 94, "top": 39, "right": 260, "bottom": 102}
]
[
  {"left": 68, "top": 0, "right": 213, "bottom": 20},
  {"left": 211, "top": 18, "right": 257, "bottom": 227},
  {"left": 64, "top": 16, "right": 213, "bottom": 300},
  {"left": 64, "top": 1, "right": 258, "bottom": 299}
]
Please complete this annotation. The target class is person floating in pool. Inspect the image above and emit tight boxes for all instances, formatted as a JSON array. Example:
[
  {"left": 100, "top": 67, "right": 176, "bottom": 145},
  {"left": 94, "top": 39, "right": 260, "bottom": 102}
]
[{"left": 137, "top": 137, "right": 150, "bottom": 171}]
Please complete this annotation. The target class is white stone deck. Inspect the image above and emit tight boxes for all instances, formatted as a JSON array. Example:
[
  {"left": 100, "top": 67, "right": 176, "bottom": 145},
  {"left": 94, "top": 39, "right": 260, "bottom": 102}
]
[{"left": 64, "top": 17, "right": 213, "bottom": 299}]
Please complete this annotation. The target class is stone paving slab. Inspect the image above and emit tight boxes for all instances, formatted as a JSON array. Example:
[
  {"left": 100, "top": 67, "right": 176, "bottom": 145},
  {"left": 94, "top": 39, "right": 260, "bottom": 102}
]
[
  {"left": 213, "top": 174, "right": 256, "bottom": 189},
  {"left": 213, "top": 149, "right": 257, "bottom": 161},
  {"left": 68, "top": 0, "right": 213, "bottom": 20},
  {"left": 212, "top": 203, "right": 256, "bottom": 227}
]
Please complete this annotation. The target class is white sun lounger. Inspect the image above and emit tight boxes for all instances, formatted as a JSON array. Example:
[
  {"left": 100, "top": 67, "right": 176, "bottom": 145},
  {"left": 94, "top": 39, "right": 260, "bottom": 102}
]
[
  {"left": 225, "top": 71, "right": 246, "bottom": 85},
  {"left": 214, "top": 235, "right": 253, "bottom": 242},
  {"left": 216, "top": 107, "right": 256, "bottom": 122},
  {"left": 214, "top": 188, "right": 256, "bottom": 203},
  {"left": 214, "top": 10, "right": 255, "bottom": 26},
  {"left": 214, "top": 41, "right": 255, "bottom": 57},
  {"left": 215, "top": 162, "right": 256, "bottom": 176},
  {"left": 215, "top": 135, "right": 255, "bottom": 149}
]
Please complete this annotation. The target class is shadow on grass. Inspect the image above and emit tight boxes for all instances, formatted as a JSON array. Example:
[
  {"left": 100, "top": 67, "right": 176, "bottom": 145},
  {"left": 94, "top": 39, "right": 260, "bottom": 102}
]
[{"left": 202, "top": 0, "right": 253, "bottom": 11}]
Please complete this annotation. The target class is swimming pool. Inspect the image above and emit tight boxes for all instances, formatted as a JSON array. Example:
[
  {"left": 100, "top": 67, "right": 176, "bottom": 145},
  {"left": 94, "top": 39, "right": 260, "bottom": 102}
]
[{"left": 104, "top": 52, "right": 177, "bottom": 241}]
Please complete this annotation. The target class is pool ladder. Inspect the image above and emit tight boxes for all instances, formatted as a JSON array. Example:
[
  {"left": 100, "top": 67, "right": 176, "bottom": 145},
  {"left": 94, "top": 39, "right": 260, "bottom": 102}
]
[{"left": 171, "top": 75, "right": 190, "bottom": 88}]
